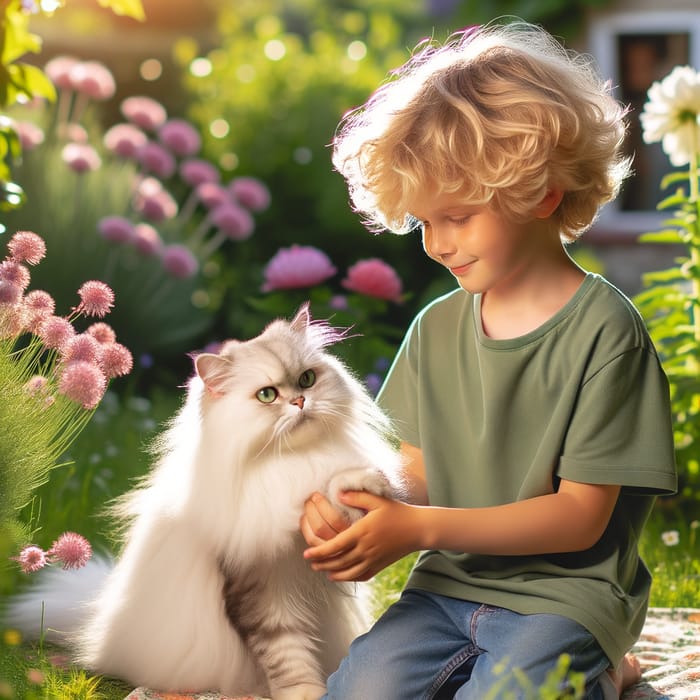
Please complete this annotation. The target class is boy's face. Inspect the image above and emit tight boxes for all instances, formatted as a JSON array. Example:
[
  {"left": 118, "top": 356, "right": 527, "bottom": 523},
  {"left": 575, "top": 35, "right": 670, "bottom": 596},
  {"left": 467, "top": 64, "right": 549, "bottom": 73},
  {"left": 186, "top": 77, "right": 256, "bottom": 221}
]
[{"left": 410, "top": 188, "right": 550, "bottom": 296}]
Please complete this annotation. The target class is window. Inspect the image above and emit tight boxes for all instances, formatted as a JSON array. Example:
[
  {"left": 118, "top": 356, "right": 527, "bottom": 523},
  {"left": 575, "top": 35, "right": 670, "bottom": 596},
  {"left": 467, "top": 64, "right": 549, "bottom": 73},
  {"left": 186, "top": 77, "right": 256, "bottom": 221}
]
[{"left": 588, "top": 11, "right": 700, "bottom": 234}]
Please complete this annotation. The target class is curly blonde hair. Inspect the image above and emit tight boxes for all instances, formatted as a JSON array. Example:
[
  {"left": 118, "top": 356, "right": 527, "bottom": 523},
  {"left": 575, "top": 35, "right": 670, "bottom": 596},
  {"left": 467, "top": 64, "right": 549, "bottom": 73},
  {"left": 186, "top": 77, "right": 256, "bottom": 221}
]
[{"left": 332, "top": 21, "right": 631, "bottom": 242}]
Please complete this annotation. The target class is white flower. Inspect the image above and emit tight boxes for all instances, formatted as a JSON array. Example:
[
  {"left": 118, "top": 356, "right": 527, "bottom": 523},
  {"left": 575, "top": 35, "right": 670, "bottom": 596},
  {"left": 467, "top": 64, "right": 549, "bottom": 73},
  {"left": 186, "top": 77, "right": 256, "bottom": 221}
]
[
  {"left": 640, "top": 65, "right": 700, "bottom": 167},
  {"left": 661, "top": 529, "right": 680, "bottom": 546}
]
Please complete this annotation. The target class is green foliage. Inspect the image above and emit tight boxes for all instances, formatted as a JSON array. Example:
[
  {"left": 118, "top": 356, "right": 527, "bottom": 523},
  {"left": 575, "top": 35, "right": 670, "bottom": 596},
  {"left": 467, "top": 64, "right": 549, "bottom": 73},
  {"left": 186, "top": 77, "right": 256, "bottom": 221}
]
[{"left": 633, "top": 174, "right": 700, "bottom": 500}]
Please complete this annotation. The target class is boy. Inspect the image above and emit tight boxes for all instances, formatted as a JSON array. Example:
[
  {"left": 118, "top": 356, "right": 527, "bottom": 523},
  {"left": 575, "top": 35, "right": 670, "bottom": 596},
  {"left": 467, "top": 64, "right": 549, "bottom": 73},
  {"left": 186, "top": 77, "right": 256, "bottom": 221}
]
[{"left": 301, "top": 20, "right": 677, "bottom": 700}]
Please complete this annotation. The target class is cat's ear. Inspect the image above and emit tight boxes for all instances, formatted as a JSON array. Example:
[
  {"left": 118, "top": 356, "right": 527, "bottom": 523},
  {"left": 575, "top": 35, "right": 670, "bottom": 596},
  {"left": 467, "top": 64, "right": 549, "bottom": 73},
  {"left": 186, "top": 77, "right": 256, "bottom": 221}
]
[
  {"left": 194, "top": 353, "right": 233, "bottom": 398},
  {"left": 289, "top": 302, "right": 311, "bottom": 333}
]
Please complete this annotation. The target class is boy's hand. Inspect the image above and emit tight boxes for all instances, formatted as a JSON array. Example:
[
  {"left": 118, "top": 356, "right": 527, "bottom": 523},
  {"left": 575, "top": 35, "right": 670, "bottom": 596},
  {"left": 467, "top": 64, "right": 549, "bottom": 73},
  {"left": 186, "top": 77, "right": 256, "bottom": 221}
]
[{"left": 302, "top": 491, "right": 423, "bottom": 582}]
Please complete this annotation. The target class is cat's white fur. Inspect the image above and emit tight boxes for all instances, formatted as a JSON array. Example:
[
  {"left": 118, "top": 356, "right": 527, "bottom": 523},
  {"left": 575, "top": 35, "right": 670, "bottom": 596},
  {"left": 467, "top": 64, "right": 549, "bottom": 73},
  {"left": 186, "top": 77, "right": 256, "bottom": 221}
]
[{"left": 6, "top": 305, "right": 405, "bottom": 700}]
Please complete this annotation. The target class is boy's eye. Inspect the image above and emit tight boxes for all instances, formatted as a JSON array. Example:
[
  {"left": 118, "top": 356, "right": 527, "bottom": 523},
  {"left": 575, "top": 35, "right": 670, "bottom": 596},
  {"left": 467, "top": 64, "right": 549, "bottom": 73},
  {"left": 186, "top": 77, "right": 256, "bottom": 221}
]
[
  {"left": 449, "top": 216, "right": 471, "bottom": 225},
  {"left": 299, "top": 369, "right": 316, "bottom": 389},
  {"left": 256, "top": 386, "right": 278, "bottom": 403}
]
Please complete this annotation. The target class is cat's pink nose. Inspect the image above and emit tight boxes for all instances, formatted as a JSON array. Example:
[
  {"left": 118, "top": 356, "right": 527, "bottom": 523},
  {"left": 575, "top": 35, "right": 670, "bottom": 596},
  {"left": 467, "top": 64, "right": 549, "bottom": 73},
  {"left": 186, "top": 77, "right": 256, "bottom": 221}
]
[{"left": 290, "top": 395, "right": 305, "bottom": 409}]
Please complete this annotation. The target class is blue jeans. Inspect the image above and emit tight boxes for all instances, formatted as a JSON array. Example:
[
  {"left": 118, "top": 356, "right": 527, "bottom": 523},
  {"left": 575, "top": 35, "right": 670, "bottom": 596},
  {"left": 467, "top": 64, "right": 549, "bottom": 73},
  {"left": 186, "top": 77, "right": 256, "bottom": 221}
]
[{"left": 324, "top": 589, "right": 612, "bottom": 699}]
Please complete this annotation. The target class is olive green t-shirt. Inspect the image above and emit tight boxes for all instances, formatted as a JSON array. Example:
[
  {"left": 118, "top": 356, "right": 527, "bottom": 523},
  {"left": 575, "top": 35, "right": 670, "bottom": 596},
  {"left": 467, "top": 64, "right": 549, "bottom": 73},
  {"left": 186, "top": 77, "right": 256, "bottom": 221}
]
[{"left": 377, "top": 273, "right": 677, "bottom": 666}]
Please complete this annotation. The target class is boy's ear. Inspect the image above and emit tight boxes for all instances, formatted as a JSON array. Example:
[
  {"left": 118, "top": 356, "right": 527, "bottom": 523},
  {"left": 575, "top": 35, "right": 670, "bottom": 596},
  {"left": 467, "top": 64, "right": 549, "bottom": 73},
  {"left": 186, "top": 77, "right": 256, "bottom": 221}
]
[{"left": 534, "top": 189, "right": 564, "bottom": 219}]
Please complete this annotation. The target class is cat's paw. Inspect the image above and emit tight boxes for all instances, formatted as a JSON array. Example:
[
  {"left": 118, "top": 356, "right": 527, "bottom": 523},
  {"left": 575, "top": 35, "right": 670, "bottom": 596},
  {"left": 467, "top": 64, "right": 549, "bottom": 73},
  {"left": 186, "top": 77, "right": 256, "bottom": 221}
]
[
  {"left": 326, "top": 467, "right": 393, "bottom": 523},
  {"left": 272, "top": 682, "right": 325, "bottom": 700}
]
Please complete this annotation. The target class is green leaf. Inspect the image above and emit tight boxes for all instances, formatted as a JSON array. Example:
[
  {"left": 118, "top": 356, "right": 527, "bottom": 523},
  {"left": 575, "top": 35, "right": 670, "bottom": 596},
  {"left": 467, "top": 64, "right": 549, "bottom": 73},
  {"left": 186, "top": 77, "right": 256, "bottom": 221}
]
[
  {"left": 6, "top": 62, "right": 56, "bottom": 103},
  {"left": 657, "top": 190, "right": 690, "bottom": 210},
  {"left": 639, "top": 229, "right": 686, "bottom": 244},
  {"left": 95, "top": 0, "right": 146, "bottom": 21},
  {"left": 660, "top": 170, "right": 691, "bottom": 190}
]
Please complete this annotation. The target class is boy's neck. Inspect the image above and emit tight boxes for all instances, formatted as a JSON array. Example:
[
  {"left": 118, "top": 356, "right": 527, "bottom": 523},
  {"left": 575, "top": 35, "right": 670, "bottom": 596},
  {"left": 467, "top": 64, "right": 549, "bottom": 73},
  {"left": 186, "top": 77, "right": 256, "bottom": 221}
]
[{"left": 480, "top": 249, "right": 585, "bottom": 340}]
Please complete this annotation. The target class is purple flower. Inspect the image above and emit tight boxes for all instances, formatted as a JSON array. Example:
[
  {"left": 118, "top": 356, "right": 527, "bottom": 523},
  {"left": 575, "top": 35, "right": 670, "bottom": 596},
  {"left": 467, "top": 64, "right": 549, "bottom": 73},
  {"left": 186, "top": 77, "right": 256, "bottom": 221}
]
[
  {"left": 68, "top": 61, "right": 116, "bottom": 101},
  {"left": 342, "top": 258, "right": 403, "bottom": 302},
  {"left": 58, "top": 360, "right": 107, "bottom": 409},
  {"left": 210, "top": 202, "right": 255, "bottom": 241},
  {"left": 47, "top": 532, "right": 92, "bottom": 570},
  {"left": 98, "top": 216, "right": 136, "bottom": 244},
  {"left": 121, "top": 96, "right": 167, "bottom": 131},
  {"left": 133, "top": 223, "right": 164, "bottom": 256},
  {"left": 262, "top": 245, "right": 337, "bottom": 292},
  {"left": 158, "top": 118, "right": 201, "bottom": 157},
  {"left": 44, "top": 55, "right": 80, "bottom": 90},
  {"left": 0, "top": 280, "right": 22, "bottom": 305},
  {"left": 62, "top": 142, "right": 102, "bottom": 174},
  {"left": 133, "top": 178, "right": 178, "bottom": 222},
  {"left": 179, "top": 158, "right": 220, "bottom": 187},
  {"left": 229, "top": 176, "right": 271, "bottom": 212},
  {"left": 136, "top": 141, "right": 177, "bottom": 179},
  {"left": 195, "top": 182, "right": 231, "bottom": 209},
  {"left": 161, "top": 244, "right": 199, "bottom": 278},
  {"left": 104, "top": 123, "right": 147, "bottom": 159}
]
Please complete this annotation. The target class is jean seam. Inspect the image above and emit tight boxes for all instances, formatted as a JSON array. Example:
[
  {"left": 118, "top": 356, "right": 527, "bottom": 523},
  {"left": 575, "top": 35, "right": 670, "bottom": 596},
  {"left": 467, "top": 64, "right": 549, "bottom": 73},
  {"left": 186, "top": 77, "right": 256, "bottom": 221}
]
[{"left": 425, "top": 644, "right": 479, "bottom": 700}]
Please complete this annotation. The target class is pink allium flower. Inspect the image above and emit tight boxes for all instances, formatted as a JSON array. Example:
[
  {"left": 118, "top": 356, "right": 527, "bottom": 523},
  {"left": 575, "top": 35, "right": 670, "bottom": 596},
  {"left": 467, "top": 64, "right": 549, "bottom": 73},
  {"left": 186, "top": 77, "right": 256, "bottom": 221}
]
[
  {"left": 100, "top": 342, "right": 133, "bottom": 378},
  {"left": 262, "top": 245, "right": 337, "bottom": 292},
  {"left": 12, "top": 120, "right": 44, "bottom": 150},
  {"left": 133, "top": 222, "right": 164, "bottom": 256},
  {"left": 47, "top": 532, "right": 92, "bottom": 569},
  {"left": 342, "top": 258, "right": 403, "bottom": 302},
  {"left": 58, "top": 360, "right": 107, "bottom": 409},
  {"left": 0, "top": 260, "right": 31, "bottom": 289},
  {"left": 210, "top": 202, "right": 255, "bottom": 241},
  {"left": 76, "top": 280, "right": 115, "bottom": 317},
  {"left": 121, "top": 96, "right": 167, "bottom": 132},
  {"left": 14, "top": 545, "right": 47, "bottom": 573},
  {"left": 158, "top": 118, "right": 201, "bottom": 157},
  {"left": 98, "top": 216, "right": 136, "bottom": 244},
  {"left": 57, "top": 122, "right": 88, "bottom": 143},
  {"left": 24, "top": 375, "right": 49, "bottom": 396},
  {"left": 44, "top": 55, "right": 80, "bottom": 90},
  {"left": 0, "top": 279, "right": 22, "bottom": 305},
  {"left": 38, "top": 315, "right": 76, "bottom": 349},
  {"left": 86, "top": 321, "right": 116, "bottom": 344},
  {"left": 137, "top": 141, "right": 177, "bottom": 179},
  {"left": 104, "top": 122, "right": 147, "bottom": 159},
  {"left": 179, "top": 158, "right": 220, "bottom": 187},
  {"left": 24, "top": 290, "right": 55, "bottom": 332},
  {"left": 135, "top": 188, "right": 178, "bottom": 223},
  {"left": 229, "top": 176, "right": 271, "bottom": 212},
  {"left": 62, "top": 142, "right": 102, "bottom": 174},
  {"left": 195, "top": 182, "right": 231, "bottom": 209},
  {"left": 0, "top": 303, "right": 26, "bottom": 338},
  {"left": 68, "top": 61, "right": 116, "bottom": 101},
  {"left": 8, "top": 231, "right": 46, "bottom": 265},
  {"left": 60, "top": 333, "right": 102, "bottom": 364},
  {"left": 161, "top": 244, "right": 199, "bottom": 279}
]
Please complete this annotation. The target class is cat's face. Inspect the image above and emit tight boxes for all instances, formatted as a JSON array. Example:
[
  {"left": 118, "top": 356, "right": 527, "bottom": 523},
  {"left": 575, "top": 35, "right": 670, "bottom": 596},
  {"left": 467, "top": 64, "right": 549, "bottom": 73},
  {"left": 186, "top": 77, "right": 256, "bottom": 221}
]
[{"left": 194, "top": 306, "right": 356, "bottom": 456}]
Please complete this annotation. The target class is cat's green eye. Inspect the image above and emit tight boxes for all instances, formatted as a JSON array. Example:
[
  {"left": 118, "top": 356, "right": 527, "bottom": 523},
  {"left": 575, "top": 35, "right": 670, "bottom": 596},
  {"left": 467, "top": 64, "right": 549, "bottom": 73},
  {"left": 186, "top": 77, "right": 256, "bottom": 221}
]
[
  {"left": 299, "top": 369, "right": 316, "bottom": 389},
  {"left": 256, "top": 386, "right": 278, "bottom": 403}
]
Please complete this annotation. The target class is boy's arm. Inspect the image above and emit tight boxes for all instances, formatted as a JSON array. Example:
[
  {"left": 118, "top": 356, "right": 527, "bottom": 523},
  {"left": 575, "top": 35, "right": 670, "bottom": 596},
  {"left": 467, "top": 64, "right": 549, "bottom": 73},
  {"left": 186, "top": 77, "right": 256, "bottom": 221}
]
[{"left": 302, "top": 443, "right": 621, "bottom": 582}]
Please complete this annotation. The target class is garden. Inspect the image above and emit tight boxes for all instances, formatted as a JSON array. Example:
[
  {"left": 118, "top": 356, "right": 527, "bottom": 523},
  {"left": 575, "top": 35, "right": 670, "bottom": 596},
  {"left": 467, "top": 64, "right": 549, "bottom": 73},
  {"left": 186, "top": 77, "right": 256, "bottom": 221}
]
[{"left": 0, "top": 0, "right": 698, "bottom": 698}]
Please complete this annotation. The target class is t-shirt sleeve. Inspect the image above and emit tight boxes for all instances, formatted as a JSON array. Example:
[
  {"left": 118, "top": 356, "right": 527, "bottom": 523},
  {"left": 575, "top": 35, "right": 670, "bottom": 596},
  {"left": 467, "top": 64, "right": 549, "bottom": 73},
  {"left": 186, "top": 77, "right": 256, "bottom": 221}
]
[
  {"left": 376, "top": 316, "right": 421, "bottom": 447},
  {"left": 558, "top": 347, "right": 677, "bottom": 494}
]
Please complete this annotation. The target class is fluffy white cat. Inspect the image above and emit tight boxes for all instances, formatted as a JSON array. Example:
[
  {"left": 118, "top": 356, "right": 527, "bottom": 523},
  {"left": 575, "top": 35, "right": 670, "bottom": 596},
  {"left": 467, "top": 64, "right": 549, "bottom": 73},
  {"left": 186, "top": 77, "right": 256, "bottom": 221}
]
[{"left": 6, "top": 304, "right": 405, "bottom": 700}]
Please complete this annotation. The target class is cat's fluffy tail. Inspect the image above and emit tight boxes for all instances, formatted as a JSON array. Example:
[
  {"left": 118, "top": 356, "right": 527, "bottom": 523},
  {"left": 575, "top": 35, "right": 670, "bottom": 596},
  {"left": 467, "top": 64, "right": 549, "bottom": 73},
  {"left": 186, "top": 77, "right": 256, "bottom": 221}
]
[{"left": 3, "top": 556, "right": 112, "bottom": 644}]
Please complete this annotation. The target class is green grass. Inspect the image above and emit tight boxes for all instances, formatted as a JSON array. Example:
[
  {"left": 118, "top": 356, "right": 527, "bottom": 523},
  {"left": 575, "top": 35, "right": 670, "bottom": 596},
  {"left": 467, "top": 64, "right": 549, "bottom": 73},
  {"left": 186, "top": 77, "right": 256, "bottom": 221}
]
[{"left": 1, "top": 386, "right": 699, "bottom": 699}]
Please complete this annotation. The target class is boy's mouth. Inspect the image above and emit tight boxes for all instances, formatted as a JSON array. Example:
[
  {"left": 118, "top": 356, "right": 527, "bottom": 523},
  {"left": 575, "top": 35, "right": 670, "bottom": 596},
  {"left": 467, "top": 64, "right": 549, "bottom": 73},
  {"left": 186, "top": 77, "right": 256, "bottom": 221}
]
[{"left": 449, "top": 260, "right": 475, "bottom": 275}]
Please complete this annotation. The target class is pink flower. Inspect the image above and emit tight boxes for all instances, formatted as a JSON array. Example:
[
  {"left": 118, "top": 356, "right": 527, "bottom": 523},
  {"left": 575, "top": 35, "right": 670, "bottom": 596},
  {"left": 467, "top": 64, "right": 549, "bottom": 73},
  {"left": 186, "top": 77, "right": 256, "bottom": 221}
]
[
  {"left": 86, "top": 321, "right": 116, "bottom": 344},
  {"left": 98, "top": 216, "right": 136, "bottom": 244},
  {"left": 133, "top": 178, "right": 178, "bottom": 222},
  {"left": 104, "top": 123, "right": 147, "bottom": 159},
  {"left": 262, "top": 245, "right": 337, "bottom": 292},
  {"left": 100, "top": 342, "right": 133, "bottom": 378},
  {"left": 0, "top": 280, "right": 22, "bottom": 305},
  {"left": 161, "top": 244, "right": 199, "bottom": 278},
  {"left": 133, "top": 223, "right": 163, "bottom": 256},
  {"left": 76, "top": 280, "right": 115, "bottom": 317},
  {"left": 195, "top": 182, "right": 231, "bottom": 209},
  {"left": 38, "top": 316, "right": 75, "bottom": 350},
  {"left": 60, "top": 333, "right": 102, "bottom": 364},
  {"left": 62, "top": 142, "right": 102, "bottom": 174},
  {"left": 342, "top": 259, "right": 403, "bottom": 302},
  {"left": 69, "top": 61, "right": 116, "bottom": 100},
  {"left": 57, "top": 122, "right": 88, "bottom": 143},
  {"left": 137, "top": 141, "right": 177, "bottom": 179},
  {"left": 179, "top": 158, "right": 220, "bottom": 187},
  {"left": 24, "top": 375, "right": 49, "bottom": 396},
  {"left": 0, "top": 260, "right": 31, "bottom": 289},
  {"left": 0, "top": 303, "right": 26, "bottom": 338},
  {"left": 58, "top": 360, "right": 107, "bottom": 409},
  {"left": 12, "top": 120, "right": 44, "bottom": 150},
  {"left": 121, "top": 96, "right": 167, "bottom": 131},
  {"left": 210, "top": 202, "right": 255, "bottom": 241},
  {"left": 24, "top": 290, "right": 55, "bottom": 332},
  {"left": 229, "top": 176, "right": 271, "bottom": 212},
  {"left": 8, "top": 231, "right": 46, "bottom": 265},
  {"left": 14, "top": 545, "right": 47, "bottom": 573},
  {"left": 47, "top": 532, "right": 92, "bottom": 569},
  {"left": 44, "top": 55, "right": 80, "bottom": 90},
  {"left": 158, "top": 118, "right": 201, "bottom": 157}
]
